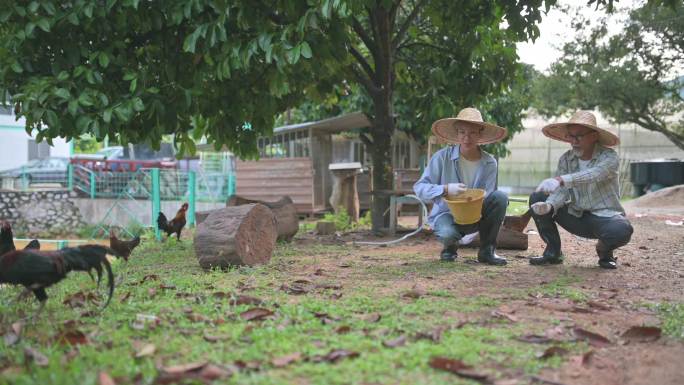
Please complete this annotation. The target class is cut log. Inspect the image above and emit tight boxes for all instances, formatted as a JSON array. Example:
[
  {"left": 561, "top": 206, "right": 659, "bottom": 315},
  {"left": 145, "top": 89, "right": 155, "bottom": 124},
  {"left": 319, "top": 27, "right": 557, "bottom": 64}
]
[
  {"left": 464, "top": 227, "right": 528, "bottom": 250},
  {"left": 315, "top": 221, "right": 336, "bottom": 235},
  {"left": 194, "top": 204, "right": 277, "bottom": 269},
  {"left": 226, "top": 195, "right": 299, "bottom": 242}
]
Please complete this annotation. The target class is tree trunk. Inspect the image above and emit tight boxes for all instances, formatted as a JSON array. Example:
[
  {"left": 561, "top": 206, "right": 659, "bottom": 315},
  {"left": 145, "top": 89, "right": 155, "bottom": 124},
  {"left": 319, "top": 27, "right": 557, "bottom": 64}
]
[
  {"left": 194, "top": 204, "right": 277, "bottom": 269},
  {"left": 225, "top": 195, "right": 299, "bottom": 242}
]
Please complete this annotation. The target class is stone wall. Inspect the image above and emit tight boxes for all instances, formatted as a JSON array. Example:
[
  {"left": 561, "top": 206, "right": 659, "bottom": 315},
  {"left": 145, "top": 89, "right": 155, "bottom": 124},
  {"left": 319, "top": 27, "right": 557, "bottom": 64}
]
[{"left": 0, "top": 190, "right": 85, "bottom": 234}]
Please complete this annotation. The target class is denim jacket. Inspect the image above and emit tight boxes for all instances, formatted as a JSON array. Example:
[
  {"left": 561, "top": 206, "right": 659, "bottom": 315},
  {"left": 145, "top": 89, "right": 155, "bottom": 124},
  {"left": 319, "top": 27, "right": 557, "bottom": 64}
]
[{"left": 413, "top": 145, "right": 498, "bottom": 226}]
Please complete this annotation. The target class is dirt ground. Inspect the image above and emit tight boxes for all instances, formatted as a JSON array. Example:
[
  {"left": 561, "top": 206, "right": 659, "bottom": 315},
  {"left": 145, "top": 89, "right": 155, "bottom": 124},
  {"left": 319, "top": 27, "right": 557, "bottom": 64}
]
[{"left": 300, "top": 210, "right": 684, "bottom": 385}]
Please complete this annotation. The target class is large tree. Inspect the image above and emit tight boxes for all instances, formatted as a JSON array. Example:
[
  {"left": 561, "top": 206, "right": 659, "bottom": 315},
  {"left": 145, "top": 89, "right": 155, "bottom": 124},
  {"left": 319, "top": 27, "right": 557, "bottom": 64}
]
[
  {"left": 1, "top": 0, "right": 636, "bottom": 231},
  {"left": 532, "top": 2, "right": 684, "bottom": 150}
]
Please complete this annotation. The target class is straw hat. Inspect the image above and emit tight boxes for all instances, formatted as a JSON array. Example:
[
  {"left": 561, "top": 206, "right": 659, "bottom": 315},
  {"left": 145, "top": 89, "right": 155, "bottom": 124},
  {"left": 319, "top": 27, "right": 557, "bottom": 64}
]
[
  {"left": 431, "top": 108, "right": 507, "bottom": 145},
  {"left": 542, "top": 110, "right": 620, "bottom": 147}
]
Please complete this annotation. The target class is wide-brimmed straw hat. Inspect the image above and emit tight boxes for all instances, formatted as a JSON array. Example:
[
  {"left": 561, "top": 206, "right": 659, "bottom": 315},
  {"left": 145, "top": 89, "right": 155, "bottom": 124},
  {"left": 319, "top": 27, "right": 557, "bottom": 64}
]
[
  {"left": 431, "top": 107, "right": 507, "bottom": 145},
  {"left": 542, "top": 110, "right": 620, "bottom": 147}
]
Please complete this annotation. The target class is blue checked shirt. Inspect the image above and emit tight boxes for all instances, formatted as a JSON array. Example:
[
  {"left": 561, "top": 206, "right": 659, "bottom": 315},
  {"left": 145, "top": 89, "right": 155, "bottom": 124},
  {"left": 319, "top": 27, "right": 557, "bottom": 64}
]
[
  {"left": 413, "top": 145, "right": 498, "bottom": 227},
  {"left": 547, "top": 145, "right": 625, "bottom": 217}
]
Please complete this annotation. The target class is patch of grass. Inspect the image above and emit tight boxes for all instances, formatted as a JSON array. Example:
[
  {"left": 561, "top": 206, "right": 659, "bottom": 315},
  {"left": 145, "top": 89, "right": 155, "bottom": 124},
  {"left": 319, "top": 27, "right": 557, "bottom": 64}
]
[
  {"left": 0, "top": 239, "right": 573, "bottom": 385},
  {"left": 654, "top": 303, "right": 684, "bottom": 339},
  {"left": 533, "top": 275, "right": 588, "bottom": 302}
]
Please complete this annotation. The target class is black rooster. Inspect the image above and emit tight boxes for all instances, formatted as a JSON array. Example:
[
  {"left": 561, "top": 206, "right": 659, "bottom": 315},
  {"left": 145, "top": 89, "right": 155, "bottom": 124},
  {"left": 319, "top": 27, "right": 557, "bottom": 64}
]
[
  {"left": 0, "top": 245, "right": 116, "bottom": 319},
  {"left": 157, "top": 203, "right": 189, "bottom": 240},
  {"left": 1, "top": 221, "right": 40, "bottom": 255}
]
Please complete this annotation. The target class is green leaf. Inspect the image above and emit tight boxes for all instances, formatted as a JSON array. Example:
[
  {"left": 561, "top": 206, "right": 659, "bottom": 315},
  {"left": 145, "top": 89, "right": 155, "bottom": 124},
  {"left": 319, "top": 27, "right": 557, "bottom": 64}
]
[
  {"left": 78, "top": 93, "right": 94, "bottom": 107},
  {"left": 103, "top": 108, "right": 112, "bottom": 123},
  {"left": 25, "top": 22, "right": 35, "bottom": 36},
  {"left": 42, "top": 2, "right": 56, "bottom": 15},
  {"left": 132, "top": 97, "right": 144, "bottom": 112},
  {"left": 67, "top": 12, "right": 79, "bottom": 25},
  {"left": 300, "top": 41, "right": 312, "bottom": 59},
  {"left": 123, "top": 72, "right": 136, "bottom": 81},
  {"left": 36, "top": 19, "right": 50, "bottom": 32},
  {"left": 55, "top": 88, "right": 70, "bottom": 100},
  {"left": 57, "top": 71, "right": 69, "bottom": 81},
  {"left": 76, "top": 115, "right": 91, "bottom": 132},
  {"left": 11, "top": 62, "right": 23, "bottom": 73},
  {"left": 98, "top": 53, "right": 110, "bottom": 68},
  {"left": 84, "top": 5, "right": 93, "bottom": 18},
  {"left": 183, "top": 29, "right": 200, "bottom": 53},
  {"left": 28, "top": 2, "right": 39, "bottom": 13},
  {"left": 68, "top": 100, "right": 79, "bottom": 115},
  {"left": 129, "top": 78, "right": 137, "bottom": 93}
]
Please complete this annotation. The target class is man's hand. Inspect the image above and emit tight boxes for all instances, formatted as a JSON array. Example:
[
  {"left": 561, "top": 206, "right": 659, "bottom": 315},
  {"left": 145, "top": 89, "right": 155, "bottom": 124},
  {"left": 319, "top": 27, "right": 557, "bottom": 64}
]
[
  {"left": 531, "top": 202, "right": 553, "bottom": 216},
  {"left": 535, "top": 177, "right": 561, "bottom": 193},
  {"left": 446, "top": 183, "right": 466, "bottom": 196}
]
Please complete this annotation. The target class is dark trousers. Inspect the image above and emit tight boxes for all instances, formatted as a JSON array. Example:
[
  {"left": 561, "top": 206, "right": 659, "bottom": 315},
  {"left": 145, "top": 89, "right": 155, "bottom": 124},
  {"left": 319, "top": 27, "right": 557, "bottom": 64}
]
[
  {"left": 434, "top": 190, "right": 508, "bottom": 251},
  {"left": 529, "top": 191, "right": 633, "bottom": 257}
]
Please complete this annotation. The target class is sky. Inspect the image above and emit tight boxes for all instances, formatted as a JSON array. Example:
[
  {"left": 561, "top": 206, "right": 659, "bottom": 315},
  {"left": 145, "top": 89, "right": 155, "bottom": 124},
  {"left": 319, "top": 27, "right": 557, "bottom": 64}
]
[{"left": 516, "top": 0, "right": 642, "bottom": 73}]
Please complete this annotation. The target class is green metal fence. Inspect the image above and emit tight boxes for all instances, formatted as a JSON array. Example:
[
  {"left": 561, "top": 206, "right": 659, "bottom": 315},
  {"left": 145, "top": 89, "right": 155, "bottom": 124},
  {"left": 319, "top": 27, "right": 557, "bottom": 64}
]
[{"left": 71, "top": 166, "right": 235, "bottom": 202}]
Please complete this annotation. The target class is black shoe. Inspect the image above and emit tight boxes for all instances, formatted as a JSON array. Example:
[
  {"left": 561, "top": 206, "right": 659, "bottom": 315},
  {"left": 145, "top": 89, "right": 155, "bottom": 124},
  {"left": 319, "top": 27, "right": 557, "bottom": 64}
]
[
  {"left": 598, "top": 257, "right": 617, "bottom": 269},
  {"left": 529, "top": 254, "right": 564, "bottom": 265},
  {"left": 477, "top": 246, "right": 507, "bottom": 266},
  {"left": 596, "top": 242, "right": 617, "bottom": 269},
  {"left": 440, "top": 251, "right": 456, "bottom": 262}
]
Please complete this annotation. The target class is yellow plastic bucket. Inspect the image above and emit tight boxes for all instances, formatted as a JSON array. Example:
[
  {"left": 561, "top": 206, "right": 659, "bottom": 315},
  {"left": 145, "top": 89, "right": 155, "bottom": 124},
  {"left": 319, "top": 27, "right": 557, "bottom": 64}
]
[{"left": 444, "top": 189, "right": 485, "bottom": 225}]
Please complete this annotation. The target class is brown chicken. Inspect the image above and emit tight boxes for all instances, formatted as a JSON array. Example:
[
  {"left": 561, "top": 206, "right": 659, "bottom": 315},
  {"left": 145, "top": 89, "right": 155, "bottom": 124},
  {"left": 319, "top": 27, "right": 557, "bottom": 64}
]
[
  {"left": 109, "top": 230, "right": 141, "bottom": 261},
  {"left": 157, "top": 203, "right": 189, "bottom": 240}
]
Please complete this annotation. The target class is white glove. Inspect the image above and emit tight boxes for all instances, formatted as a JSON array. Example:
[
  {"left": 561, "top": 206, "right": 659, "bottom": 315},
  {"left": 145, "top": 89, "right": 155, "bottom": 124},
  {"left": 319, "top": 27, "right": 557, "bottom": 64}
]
[
  {"left": 535, "top": 178, "right": 561, "bottom": 193},
  {"left": 446, "top": 183, "right": 467, "bottom": 196},
  {"left": 531, "top": 202, "right": 553, "bottom": 216}
]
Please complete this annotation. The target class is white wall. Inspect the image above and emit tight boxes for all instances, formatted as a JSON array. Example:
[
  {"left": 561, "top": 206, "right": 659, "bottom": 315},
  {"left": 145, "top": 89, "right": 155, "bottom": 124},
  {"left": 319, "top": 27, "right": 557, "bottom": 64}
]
[{"left": 0, "top": 113, "right": 72, "bottom": 171}]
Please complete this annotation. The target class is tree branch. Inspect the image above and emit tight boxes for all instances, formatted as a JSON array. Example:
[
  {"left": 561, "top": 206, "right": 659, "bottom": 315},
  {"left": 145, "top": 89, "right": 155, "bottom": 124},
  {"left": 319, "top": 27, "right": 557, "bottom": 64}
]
[
  {"left": 351, "top": 17, "right": 379, "bottom": 63},
  {"left": 391, "top": 0, "right": 428, "bottom": 51},
  {"left": 347, "top": 44, "right": 375, "bottom": 81},
  {"left": 359, "top": 131, "right": 374, "bottom": 147},
  {"left": 349, "top": 65, "right": 382, "bottom": 95}
]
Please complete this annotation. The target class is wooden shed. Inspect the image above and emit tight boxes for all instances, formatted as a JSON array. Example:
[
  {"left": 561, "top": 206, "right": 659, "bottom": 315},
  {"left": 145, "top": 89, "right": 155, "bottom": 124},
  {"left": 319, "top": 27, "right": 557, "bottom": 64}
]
[{"left": 234, "top": 112, "right": 423, "bottom": 215}]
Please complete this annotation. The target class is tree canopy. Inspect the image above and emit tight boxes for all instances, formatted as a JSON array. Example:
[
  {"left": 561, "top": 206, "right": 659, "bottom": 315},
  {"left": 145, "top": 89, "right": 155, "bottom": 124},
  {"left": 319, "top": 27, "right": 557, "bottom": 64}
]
[{"left": 531, "top": 2, "right": 684, "bottom": 150}]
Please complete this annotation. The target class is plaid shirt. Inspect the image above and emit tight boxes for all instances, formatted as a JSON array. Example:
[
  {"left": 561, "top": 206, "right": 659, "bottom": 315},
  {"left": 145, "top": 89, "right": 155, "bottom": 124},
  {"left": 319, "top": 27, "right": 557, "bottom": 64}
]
[{"left": 547, "top": 145, "right": 625, "bottom": 217}]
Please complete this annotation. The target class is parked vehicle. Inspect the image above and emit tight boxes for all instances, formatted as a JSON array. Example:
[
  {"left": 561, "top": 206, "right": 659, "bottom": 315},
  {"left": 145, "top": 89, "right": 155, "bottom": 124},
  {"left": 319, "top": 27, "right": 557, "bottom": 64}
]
[
  {"left": 0, "top": 157, "right": 69, "bottom": 186},
  {"left": 72, "top": 146, "right": 124, "bottom": 161}
]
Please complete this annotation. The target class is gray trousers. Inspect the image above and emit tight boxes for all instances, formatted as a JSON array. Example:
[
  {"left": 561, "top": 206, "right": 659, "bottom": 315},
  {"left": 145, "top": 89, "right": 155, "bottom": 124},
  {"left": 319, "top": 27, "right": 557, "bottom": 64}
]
[
  {"left": 433, "top": 190, "right": 508, "bottom": 250},
  {"left": 529, "top": 191, "right": 633, "bottom": 257}
]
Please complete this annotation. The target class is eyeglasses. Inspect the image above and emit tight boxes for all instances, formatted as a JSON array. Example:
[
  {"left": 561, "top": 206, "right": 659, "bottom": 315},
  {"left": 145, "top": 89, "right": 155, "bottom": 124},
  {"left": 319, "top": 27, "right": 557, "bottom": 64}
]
[
  {"left": 457, "top": 129, "right": 483, "bottom": 137},
  {"left": 565, "top": 131, "right": 595, "bottom": 142}
]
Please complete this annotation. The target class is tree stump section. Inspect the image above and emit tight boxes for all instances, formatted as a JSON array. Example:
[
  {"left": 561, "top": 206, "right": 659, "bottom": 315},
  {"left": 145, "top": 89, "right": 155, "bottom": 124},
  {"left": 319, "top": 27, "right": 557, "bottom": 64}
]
[
  {"left": 315, "top": 221, "right": 336, "bottom": 235},
  {"left": 463, "top": 227, "right": 528, "bottom": 250},
  {"left": 329, "top": 163, "right": 362, "bottom": 222},
  {"left": 194, "top": 204, "right": 277, "bottom": 269},
  {"left": 225, "top": 195, "right": 299, "bottom": 242}
]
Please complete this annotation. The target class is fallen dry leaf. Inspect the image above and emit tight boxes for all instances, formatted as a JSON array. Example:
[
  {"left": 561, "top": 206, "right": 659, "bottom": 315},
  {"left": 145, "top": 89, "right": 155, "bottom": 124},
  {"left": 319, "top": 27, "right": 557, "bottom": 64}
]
[
  {"left": 24, "top": 347, "right": 49, "bottom": 367},
  {"left": 135, "top": 343, "right": 156, "bottom": 358},
  {"left": 415, "top": 326, "right": 446, "bottom": 343},
  {"left": 147, "top": 288, "right": 158, "bottom": 298},
  {"left": 155, "top": 361, "right": 232, "bottom": 384},
  {"left": 159, "top": 283, "right": 176, "bottom": 290},
  {"left": 362, "top": 313, "right": 382, "bottom": 323},
  {"left": 335, "top": 325, "right": 351, "bottom": 334},
  {"left": 162, "top": 362, "right": 207, "bottom": 375},
  {"left": 429, "top": 357, "right": 489, "bottom": 383},
  {"left": 402, "top": 287, "right": 426, "bottom": 299},
  {"left": 621, "top": 326, "right": 661, "bottom": 343},
  {"left": 120, "top": 292, "right": 131, "bottom": 303},
  {"left": 491, "top": 310, "right": 518, "bottom": 322},
  {"left": 55, "top": 329, "right": 89, "bottom": 346},
  {"left": 573, "top": 327, "right": 611, "bottom": 348},
  {"left": 271, "top": 352, "right": 302, "bottom": 368},
  {"left": 586, "top": 300, "right": 611, "bottom": 311},
  {"left": 517, "top": 334, "right": 551, "bottom": 344},
  {"left": 98, "top": 371, "right": 116, "bottom": 385},
  {"left": 316, "top": 349, "right": 359, "bottom": 363},
  {"left": 203, "top": 331, "right": 229, "bottom": 343},
  {"left": 3, "top": 321, "right": 23, "bottom": 346},
  {"left": 537, "top": 346, "right": 569, "bottom": 360},
  {"left": 382, "top": 335, "right": 407, "bottom": 348},
  {"left": 229, "top": 295, "right": 264, "bottom": 306},
  {"left": 240, "top": 307, "right": 274, "bottom": 322},
  {"left": 233, "top": 360, "right": 262, "bottom": 371},
  {"left": 139, "top": 274, "right": 160, "bottom": 284},
  {"left": 186, "top": 313, "right": 210, "bottom": 323}
]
